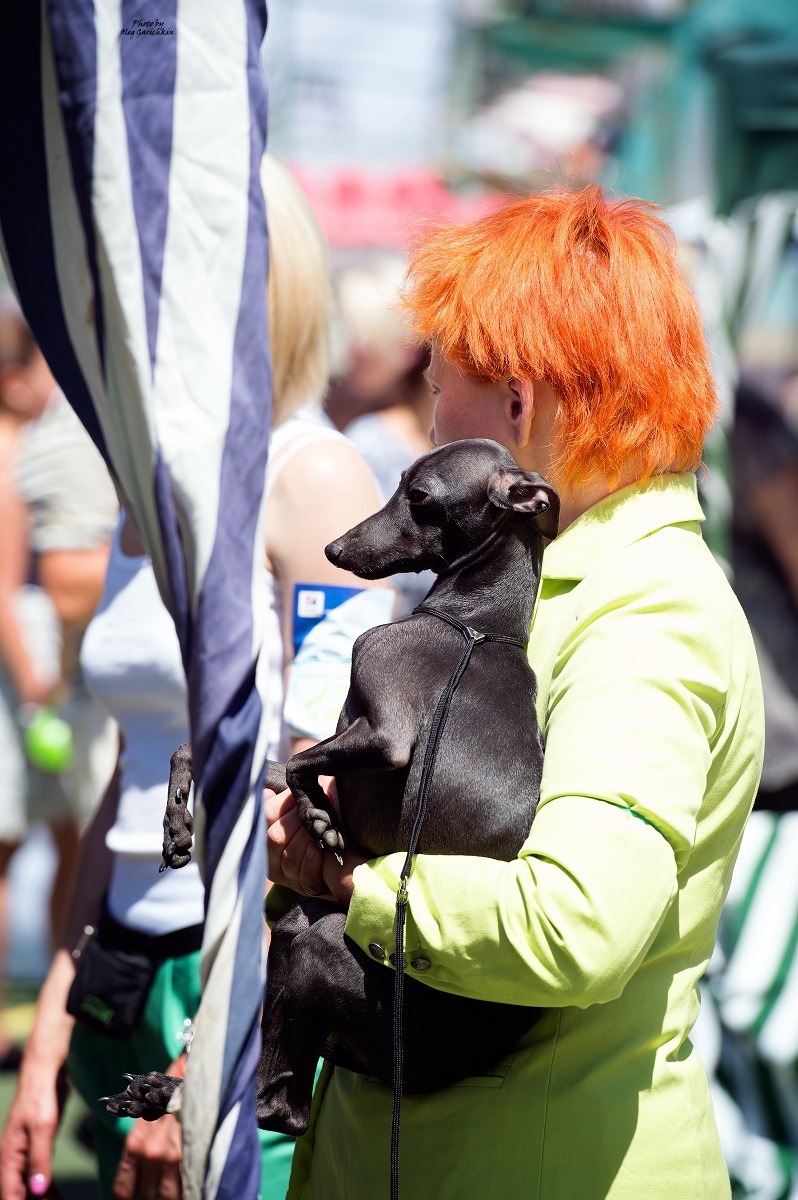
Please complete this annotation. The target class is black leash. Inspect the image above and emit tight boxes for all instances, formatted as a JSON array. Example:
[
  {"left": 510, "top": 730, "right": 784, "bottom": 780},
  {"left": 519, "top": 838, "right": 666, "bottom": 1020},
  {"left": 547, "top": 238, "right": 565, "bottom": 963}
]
[{"left": 389, "top": 604, "right": 528, "bottom": 1200}]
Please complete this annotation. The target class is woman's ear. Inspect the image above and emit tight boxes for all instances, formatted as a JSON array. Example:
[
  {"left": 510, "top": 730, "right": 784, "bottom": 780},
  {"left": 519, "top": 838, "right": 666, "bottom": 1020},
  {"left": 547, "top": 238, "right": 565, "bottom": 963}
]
[{"left": 506, "top": 377, "right": 536, "bottom": 448}]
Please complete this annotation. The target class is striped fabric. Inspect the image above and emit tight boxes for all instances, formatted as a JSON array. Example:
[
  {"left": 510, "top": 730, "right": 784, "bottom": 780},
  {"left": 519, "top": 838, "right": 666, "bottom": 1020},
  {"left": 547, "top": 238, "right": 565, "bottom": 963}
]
[
  {"left": 717, "top": 813, "right": 798, "bottom": 1068},
  {"left": 0, "top": 4, "right": 272, "bottom": 1198},
  {"left": 698, "top": 812, "right": 798, "bottom": 1200}
]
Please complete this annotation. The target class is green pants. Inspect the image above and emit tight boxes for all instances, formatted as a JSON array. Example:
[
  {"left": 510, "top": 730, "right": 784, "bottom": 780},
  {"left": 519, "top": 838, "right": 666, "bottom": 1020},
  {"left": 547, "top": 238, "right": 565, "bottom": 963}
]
[{"left": 68, "top": 948, "right": 295, "bottom": 1200}]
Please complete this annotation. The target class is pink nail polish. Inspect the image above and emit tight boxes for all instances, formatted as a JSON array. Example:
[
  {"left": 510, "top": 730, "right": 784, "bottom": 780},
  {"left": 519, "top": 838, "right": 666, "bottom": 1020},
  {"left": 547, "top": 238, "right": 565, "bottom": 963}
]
[{"left": 29, "top": 1175, "right": 48, "bottom": 1196}]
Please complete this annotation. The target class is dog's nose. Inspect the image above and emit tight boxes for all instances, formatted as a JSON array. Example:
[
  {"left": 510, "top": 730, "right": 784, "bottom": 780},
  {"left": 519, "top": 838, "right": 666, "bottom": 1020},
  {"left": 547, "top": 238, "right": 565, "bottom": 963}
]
[{"left": 325, "top": 540, "right": 343, "bottom": 563}]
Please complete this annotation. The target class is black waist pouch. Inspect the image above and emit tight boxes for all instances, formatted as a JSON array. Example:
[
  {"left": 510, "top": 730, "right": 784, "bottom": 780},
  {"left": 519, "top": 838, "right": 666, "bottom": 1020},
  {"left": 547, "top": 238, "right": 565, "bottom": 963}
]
[
  {"left": 67, "top": 930, "right": 156, "bottom": 1039},
  {"left": 66, "top": 912, "right": 204, "bottom": 1039}
]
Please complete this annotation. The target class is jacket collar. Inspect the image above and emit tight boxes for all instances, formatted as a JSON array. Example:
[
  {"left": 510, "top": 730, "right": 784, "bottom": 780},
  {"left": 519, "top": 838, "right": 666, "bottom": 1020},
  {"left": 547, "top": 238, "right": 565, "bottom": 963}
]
[{"left": 542, "top": 473, "right": 705, "bottom": 582}]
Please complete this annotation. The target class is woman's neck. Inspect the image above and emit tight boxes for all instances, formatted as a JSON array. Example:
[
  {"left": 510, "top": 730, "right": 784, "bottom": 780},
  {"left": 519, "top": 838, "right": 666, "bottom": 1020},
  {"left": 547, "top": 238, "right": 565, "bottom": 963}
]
[{"left": 556, "top": 466, "right": 642, "bottom": 531}]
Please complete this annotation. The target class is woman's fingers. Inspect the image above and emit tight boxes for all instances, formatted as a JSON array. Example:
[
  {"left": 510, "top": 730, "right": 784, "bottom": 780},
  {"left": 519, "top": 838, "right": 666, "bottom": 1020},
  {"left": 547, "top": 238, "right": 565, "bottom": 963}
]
[
  {"left": 267, "top": 806, "right": 304, "bottom": 882},
  {"left": 298, "top": 843, "right": 329, "bottom": 897},
  {"left": 112, "top": 1123, "right": 184, "bottom": 1200},
  {"left": 111, "top": 1149, "right": 138, "bottom": 1200},
  {"left": 265, "top": 787, "right": 296, "bottom": 825},
  {"left": 0, "top": 1094, "right": 58, "bottom": 1200},
  {"left": 266, "top": 803, "right": 301, "bottom": 853},
  {"left": 265, "top": 781, "right": 344, "bottom": 897},
  {"left": 266, "top": 786, "right": 318, "bottom": 888},
  {"left": 154, "top": 1163, "right": 183, "bottom": 1200},
  {"left": 0, "top": 1122, "right": 31, "bottom": 1200},
  {"left": 127, "top": 1155, "right": 180, "bottom": 1200},
  {"left": 266, "top": 791, "right": 333, "bottom": 896},
  {"left": 136, "top": 1157, "right": 164, "bottom": 1200},
  {"left": 25, "top": 1121, "right": 55, "bottom": 1198},
  {"left": 277, "top": 822, "right": 314, "bottom": 888}
]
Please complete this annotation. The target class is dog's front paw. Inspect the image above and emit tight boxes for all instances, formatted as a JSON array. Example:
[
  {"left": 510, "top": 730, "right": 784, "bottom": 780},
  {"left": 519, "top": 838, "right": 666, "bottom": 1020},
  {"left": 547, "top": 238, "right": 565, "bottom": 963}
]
[
  {"left": 101, "top": 1072, "right": 183, "bottom": 1121},
  {"left": 306, "top": 807, "right": 345, "bottom": 863}
]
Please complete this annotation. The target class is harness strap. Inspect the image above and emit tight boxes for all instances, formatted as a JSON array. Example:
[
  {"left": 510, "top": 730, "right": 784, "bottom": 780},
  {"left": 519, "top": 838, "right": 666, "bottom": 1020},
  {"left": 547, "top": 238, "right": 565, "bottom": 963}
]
[
  {"left": 412, "top": 603, "right": 529, "bottom": 654},
  {"left": 389, "top": 604, "right": 528, "bottom": 1200}
]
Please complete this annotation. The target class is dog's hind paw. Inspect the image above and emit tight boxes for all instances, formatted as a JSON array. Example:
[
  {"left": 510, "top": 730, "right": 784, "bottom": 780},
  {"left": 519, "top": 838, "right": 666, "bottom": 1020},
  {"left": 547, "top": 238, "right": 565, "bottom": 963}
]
[
  {"left": 307, "top": 807, "right": 345, "bottom": 861},
  {"left": 102, "top": 1072, "right": 183, "bottom": 1121},
  {"left": 256, "top": 1090, "right": 312, "bottom": 1137},
  {"left": 161, "top": 742, "right": 195, "bottom": 871}
]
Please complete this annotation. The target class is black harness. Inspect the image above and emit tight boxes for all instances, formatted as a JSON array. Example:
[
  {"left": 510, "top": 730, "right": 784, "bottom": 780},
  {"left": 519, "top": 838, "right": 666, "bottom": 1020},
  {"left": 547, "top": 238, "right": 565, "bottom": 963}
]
[{"left": 387, "top": 603, "right": 529, "bottom": 1200}]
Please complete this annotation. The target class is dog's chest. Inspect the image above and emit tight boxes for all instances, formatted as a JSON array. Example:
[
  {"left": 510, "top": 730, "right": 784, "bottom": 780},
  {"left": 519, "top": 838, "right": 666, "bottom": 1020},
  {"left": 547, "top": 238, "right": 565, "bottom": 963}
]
[{"left": 337, "top": 630, "right": 543, "bottom": 861}]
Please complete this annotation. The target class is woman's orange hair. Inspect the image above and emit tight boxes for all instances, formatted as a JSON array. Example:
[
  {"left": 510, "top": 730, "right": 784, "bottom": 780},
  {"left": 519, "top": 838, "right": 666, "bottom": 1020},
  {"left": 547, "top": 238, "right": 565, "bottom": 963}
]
[{"left": 403, "top": 185, "right": 717, "bottom": 489}]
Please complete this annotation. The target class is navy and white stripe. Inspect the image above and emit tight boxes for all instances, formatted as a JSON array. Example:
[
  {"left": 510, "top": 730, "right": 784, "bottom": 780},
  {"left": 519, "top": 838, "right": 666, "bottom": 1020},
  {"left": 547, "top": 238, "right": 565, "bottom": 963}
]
[{"left": 0, "top": 4, "right": 272, "bottom": 1197}]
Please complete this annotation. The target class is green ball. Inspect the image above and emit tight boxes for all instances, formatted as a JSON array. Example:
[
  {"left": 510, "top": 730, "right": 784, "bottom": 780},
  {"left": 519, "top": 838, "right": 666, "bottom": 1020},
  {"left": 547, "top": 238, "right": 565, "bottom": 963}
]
[{"left": 24, "top": 707, "right": 74, "bottom": 774}]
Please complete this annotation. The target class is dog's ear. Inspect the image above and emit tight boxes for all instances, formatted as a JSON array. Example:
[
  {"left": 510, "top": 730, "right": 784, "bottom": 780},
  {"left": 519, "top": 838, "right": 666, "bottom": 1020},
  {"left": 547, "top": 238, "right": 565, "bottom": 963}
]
[{"left": 487, "top": 469, "right": 560, "bottom": 539}]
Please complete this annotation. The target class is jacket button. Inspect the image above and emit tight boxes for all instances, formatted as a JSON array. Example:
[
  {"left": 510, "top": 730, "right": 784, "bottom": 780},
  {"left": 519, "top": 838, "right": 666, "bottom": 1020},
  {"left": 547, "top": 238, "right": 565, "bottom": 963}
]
[
  {"left": 411, "top": 957, "right": 431, "bottom": 972},
  {"left": 368, "top": 942, "right": 386, "bottom": 961}
]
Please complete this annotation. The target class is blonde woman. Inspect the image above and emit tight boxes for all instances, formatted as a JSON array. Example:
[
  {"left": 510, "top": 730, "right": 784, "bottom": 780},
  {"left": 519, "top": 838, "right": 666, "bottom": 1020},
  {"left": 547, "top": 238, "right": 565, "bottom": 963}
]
[{"left": 0, "top": 158, "right": 388, "bottom": 1200}]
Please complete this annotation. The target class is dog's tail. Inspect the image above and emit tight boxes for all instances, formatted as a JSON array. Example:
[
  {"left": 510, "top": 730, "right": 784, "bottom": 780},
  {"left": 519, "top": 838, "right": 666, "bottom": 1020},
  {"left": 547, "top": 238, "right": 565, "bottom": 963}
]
[{"left": 265, "top": 760, "right": 288, "bottom": 794}]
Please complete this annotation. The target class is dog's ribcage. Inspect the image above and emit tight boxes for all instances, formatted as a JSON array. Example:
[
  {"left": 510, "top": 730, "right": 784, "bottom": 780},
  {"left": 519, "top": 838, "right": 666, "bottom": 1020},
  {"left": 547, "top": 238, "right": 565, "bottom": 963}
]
[{"left": 334, "top": 616, "right": 543, "bottom": 862}]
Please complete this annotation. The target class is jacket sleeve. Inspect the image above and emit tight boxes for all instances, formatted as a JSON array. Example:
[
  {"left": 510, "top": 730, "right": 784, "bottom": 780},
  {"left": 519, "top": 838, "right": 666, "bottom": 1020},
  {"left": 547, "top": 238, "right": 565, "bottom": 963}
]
[{"left": 344, "top": 551, "right": 731, "bottom": 1009}]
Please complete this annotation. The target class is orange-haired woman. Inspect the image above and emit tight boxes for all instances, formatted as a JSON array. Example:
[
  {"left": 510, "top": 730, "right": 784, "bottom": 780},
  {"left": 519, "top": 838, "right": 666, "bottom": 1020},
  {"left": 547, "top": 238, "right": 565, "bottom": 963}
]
[{"left": 266, "top": 186, "right": 765, "bottom": 1200}]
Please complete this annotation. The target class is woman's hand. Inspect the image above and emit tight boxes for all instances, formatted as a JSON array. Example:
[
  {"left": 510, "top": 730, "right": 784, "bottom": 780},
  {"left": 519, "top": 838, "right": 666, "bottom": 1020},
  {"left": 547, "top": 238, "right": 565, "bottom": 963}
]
[
  {"left": 112, "top": 1057, "right": 186, "bottom": 1200},
  {"left": 0, "top": 1058, "right": 68, "bottom": 1200},
  {"left": 266, "top": 785, "right": 366, "bottom": 906},
  {"left": 0, "top": 949, "right": 78, "bottom": 1200}
]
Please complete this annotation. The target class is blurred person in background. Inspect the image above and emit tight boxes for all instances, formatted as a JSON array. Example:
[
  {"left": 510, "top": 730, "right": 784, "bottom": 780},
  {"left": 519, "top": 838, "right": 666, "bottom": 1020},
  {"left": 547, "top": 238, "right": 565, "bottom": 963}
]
[
  {"left": 330, "top": 256, "right": 435, "bottom": 616},
  {"left": 0, "top": 154, "right": 388, "bottom": 1200},
  {"left": 0, "top": 292, "right": 63, "bottom": 1070},
  {"left": 16, "top": 380, "right": 120, "bottom": 840},
  {"left": 1, "top": 295, "right": 119, "bottom": 1069},
  {"left": 704, "top": 371, "right": 798, "bottom": 1197}
]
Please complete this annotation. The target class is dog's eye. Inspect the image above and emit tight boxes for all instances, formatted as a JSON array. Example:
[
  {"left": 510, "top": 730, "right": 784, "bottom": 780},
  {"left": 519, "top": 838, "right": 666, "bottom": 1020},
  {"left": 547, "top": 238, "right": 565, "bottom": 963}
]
[{"left": 408, "top": 487, "right": 430, "bottom": 505}]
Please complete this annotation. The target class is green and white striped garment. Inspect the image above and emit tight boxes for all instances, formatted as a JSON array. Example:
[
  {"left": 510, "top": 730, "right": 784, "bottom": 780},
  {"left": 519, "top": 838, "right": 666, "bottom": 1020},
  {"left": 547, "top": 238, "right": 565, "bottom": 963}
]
[{"left": 699, "top": 811, "right": 798, "bottom": 1200}]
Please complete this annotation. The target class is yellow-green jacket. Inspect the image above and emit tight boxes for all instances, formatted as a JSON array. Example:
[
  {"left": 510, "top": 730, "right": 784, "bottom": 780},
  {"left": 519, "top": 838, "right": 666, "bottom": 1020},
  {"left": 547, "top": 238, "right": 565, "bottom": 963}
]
[{"left": 288, "top": 473, "right": 764, "bottom": 1200}]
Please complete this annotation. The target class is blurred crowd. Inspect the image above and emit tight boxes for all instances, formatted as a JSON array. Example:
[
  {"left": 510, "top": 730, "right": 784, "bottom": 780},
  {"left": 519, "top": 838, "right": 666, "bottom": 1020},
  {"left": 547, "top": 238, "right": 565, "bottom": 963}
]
[{"left": 0, "top": 290, "right": 118, "bottom": 1067}]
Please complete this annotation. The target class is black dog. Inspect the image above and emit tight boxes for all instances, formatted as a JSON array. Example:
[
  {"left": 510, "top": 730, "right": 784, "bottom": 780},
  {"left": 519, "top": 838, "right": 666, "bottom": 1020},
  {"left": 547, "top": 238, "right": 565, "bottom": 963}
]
[{"left": 105, "top": 438, "right": 558, "bottom": 1133}]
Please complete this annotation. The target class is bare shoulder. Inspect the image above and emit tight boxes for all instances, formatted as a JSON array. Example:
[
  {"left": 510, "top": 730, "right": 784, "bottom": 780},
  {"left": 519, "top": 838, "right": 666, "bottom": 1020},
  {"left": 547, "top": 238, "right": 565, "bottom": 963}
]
[
  {"left": 266, "top": 433, "right": 382, "bottom": 572},
  {"left": 271, "top": 436, "right": 379, "bottom": 507}
]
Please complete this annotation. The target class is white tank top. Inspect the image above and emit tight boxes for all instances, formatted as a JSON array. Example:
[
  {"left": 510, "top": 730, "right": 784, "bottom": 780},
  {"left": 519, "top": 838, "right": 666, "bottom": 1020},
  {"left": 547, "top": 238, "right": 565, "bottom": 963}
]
[{"left": 81, "top": 412, "right": 346, "bottom": 935}]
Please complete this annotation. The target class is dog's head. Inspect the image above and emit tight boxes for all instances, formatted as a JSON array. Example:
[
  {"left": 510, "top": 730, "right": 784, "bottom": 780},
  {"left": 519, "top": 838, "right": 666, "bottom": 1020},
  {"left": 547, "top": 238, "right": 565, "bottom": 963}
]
[{"left": 326, "top": 439, "right": 559, "bottom": 579}]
